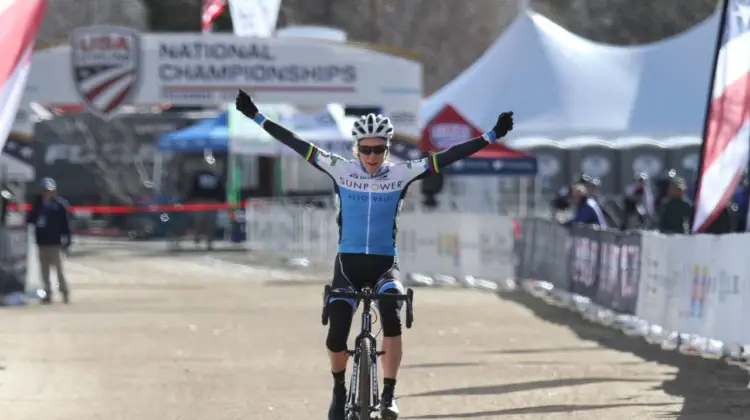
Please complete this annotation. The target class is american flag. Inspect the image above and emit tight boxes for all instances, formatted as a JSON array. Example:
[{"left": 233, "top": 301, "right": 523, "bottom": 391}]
[
  {"left": 202, "top": 0, "right": 227, "bottom": 33},
  {"left": 0, "top": 0, "right": 46, "bottom": 152},
  {"left": 693, "top": 0, "right": 750, "bottom": 232}
]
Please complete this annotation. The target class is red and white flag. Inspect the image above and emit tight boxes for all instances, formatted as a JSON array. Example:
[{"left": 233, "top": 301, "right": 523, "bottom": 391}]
[
  {"left": 202, "top": 0, "right": 227, "bottom": 33},
  {"left": 0, "top": 0, "right": 46, "bottom": 152},
  {"left": 692, "top": 0, "right": 750, "bottom": 232}
]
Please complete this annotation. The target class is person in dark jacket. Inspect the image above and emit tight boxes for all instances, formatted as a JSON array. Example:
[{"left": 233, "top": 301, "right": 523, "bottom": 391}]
[
  {"left": 25, "top": 178, "right": 72, "bottom": 304},
  {"left": 563, "top": 184, "right": 605, "bottom": 227},
  {"left": 658, "top": 176, "right": 692, "bottom": 234},
  {"left": 186, "top": 162, "right": 225, "bottom": 250},
  {"left": 621, "top": 173, "right": 656, "bottom": 230},
  {"left": 550, "top": 174, "right": 600, "bottom": 212},
  {"left": 732, "top": 172, "right": 748, "bottom": 232}
]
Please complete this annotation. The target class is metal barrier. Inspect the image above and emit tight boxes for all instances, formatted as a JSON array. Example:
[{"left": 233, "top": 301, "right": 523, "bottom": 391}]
[
  {"left": 516, "top": 219, "right": 642, "bottom": 316},
  {"left": 516, "top": 218, "right": 570, "bottom": 291},
  {"left": 0, "top": 225, "right": 27, "bottom": 296},
  {"left": 245, "top": 201, "right": 517, "bottom": 288},
  {"left": 245, "top": 198, "right": 339, "bottom": 266}
]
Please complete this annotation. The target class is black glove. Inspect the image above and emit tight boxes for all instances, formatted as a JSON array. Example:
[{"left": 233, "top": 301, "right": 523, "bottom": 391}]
[
  {"left": 235, "top": 89, "right": 259, "bottom": 118},
  {"left": 492, "top": 111, "right": 514, "bottom": 138}
]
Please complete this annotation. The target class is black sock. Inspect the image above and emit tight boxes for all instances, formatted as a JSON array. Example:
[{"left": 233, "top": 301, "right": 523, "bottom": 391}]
[
  {"left": 383, "top": 377, "right": 397, "bottom": 394},
  {"left": 332, "top": 370, "right": 346, "bottom": 387}
]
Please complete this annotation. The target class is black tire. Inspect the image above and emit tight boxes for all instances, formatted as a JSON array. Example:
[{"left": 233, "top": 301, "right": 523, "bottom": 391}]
[{"left": 358, "top": 339, "right": 372, "bottom": 420}]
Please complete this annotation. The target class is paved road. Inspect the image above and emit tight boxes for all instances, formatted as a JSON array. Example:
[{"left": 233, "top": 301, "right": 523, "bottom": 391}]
[{"left": 1, "top": 250, "right": 748, "bottom": 419}]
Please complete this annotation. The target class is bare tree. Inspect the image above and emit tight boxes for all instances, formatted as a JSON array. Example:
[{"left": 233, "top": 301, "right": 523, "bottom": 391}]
[
  {"left": 73, "top": 116, "right": 154, "bottom": 205},
  {"left": 40, "top": 114, "right": 156, "bottom": 205},
  {"left": 37, "top": 0, "right": 147, "bottom": 45}
]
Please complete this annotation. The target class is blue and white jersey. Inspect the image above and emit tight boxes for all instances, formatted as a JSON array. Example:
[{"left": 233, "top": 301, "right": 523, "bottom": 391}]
[{"left": 304, "top": 144, "right": 439, "bottom": 256}]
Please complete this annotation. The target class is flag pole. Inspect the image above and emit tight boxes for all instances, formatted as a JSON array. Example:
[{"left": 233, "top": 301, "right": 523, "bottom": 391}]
[{"left": 691, "top": 0, "right": 731, "bottom": 232}]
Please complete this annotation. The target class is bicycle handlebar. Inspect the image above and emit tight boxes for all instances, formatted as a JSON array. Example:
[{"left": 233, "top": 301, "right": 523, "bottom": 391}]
[
  {"left": 322, "top": 285, "right": 414, "bottom": 329},
  {"left": 327, "top": 289, "right": 409, "bottom": 302}
]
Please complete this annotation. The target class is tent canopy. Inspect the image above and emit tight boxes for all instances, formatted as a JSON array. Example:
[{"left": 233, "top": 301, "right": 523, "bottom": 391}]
[
  {"left": 158, "top": 112, "right": 228, "bottom": 152},
  {"left": 421, "top": 104, "right": 538, "bottom": 175},
  {"left": 229, "top": 103, "right": 352, "bottom": 156},
  {"left": 422, "top": 10, "right": 719, "bottom": 135}
]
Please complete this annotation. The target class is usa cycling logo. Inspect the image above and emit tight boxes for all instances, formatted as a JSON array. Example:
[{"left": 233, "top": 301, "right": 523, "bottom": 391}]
[{"left": 70, "top": 25, "right": 141, "bottom": 117}]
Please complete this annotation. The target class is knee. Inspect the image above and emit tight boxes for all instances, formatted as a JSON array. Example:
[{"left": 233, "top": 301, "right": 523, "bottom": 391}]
[
  {"left": 326, "top": 300, "right": 354, "bottom": 353},
  {"left": 378, "top": 289, "right": 403, "bottom": 338}
]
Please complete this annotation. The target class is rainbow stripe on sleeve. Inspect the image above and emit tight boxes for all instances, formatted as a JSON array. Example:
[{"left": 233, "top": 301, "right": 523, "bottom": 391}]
[
  {"left": 305, "top": 144, "right": 317, "bottom": 163},
  {"left": 427, "top": 154, "right": 440, "bottom": 173}
]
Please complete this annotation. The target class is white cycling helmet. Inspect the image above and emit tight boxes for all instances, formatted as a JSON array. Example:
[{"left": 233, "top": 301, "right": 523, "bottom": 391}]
[{"left": 351, "top": 113, "right": 394, "bottom": 141}]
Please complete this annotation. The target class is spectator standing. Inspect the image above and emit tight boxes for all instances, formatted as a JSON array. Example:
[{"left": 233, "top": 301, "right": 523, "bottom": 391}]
[
  {"left": 658, "top": 176, "right": 692, "bottom": 234},
  {"left": 186, "top": 162, "right": 225, "bottom": 250},
  {"left": 563, "top": 184, "right": 606, "bottom": 227},
  {"left": 551, "top": 174, "right": 601, "bottom": 213},
  {"left": 732, "top": 172, "right": 748, "bottom": 232},
  {"left": 621, "top": 173, "right": 656, "bottom": 230},
  {"left": 25, "top": 178, "right": 71, "bottom": 304}
]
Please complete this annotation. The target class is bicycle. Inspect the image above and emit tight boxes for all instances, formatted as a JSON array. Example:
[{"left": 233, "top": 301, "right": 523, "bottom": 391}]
[{"left": 322, "top": 284, "right": 414, "bottom": 420}]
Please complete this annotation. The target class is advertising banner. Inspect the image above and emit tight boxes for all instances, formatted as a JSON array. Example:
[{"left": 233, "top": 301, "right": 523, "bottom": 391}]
[{"left": 20, "top": 27, "right": 422, "bottom": 136}]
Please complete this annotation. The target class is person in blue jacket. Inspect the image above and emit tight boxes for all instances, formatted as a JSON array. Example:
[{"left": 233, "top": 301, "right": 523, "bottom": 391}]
[
  {"left": 25, "top": 177, "right": 72, "bottom": 304},
  {"left": 564, "top": 184, "right": 605, "bottom": 227}
]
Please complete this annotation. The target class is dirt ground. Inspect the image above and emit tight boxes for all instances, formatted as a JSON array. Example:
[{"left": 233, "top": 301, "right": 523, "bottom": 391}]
[{"left": 0, "top": 247, "right": 748, "bottom": 420}]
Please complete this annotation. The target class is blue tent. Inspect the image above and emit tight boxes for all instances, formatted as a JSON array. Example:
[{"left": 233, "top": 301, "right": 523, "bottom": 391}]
[{"left": 158, "top": 112, "right": 229, "bottom": 152}]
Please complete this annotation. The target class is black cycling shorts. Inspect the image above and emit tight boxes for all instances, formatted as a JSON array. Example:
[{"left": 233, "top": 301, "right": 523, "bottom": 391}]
[{"left": 329, "top": 253, "right": 404, "bottom": 307}]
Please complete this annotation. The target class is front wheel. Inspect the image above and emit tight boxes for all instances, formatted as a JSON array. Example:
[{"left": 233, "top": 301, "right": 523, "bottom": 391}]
[{"left": 357, "top": 339, "right": 372, "bottom": 420}]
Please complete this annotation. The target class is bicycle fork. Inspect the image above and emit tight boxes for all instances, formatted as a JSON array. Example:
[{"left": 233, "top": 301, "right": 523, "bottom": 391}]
[
  {"left": 346, "top": 337, "right": 381, "bottom": 417},
  {"left": 347, "top": 348, "right": 361, "bottom": 412}
]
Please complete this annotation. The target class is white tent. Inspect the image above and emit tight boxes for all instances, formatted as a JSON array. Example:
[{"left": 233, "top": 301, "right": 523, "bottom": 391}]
[{"left": 422, "top": 10, "right": 720, "bottom": 135}]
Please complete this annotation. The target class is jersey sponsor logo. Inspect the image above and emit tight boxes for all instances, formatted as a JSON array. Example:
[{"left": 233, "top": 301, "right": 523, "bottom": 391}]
[
  {"left": 339, "top": 177, "right": 404, "bottom": 192},
  {"left": 346, "top": 192, "right": 396, "bottom": 202},
  {"left": 71, "top": 25, "right": 141, "bottom": 117}
]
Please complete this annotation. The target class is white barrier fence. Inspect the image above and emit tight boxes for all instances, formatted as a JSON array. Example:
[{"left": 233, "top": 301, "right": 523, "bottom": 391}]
[
  {"left": 246, "top": 201, "right": 750, "bottom": 361},
  {"left": 245, "top": 200, "right": 516, "bottom": 285},
  {"left": 634, "top": 232, "right": 750, "bottom": 353},
  {"left": 15, "top": 198, "right": 742, "bottom": 359}
]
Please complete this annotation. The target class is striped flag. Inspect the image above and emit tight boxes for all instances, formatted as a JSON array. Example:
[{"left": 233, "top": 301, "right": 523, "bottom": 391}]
[
  {"left": 227, "top": 0, "right": 281, "bottom": 37},
  {"left": 692, "top": 0, "right": 750, "bottom": 232},
  {"left": 202, "top": 0, "right": 227, "bottom": 33},
  {"left": 0, "top": 0, "right": 46, "bottom": 152}
]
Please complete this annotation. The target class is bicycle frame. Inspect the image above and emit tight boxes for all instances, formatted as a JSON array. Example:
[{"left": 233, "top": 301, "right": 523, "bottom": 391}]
[
  {"left": 321, "top": 285, "right": 413, "bottom": 419},
  {"left": 346, "top": 290, "right": 380, "bottom": 414}
]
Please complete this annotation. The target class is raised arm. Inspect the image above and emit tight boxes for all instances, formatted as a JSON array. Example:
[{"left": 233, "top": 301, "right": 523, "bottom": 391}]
[
  {"left": 428, "top": 112, "right": 514, "bottom": 173},
  {"left": 235, "top": 89, "right": 316, "bottom": 159}
]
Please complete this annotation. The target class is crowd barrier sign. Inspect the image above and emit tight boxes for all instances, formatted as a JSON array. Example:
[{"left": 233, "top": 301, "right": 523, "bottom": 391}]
[
  {"left": 568, "top": 225, "right": 641, "bottom": 315},
  {"left": 635, "top": 232, "right": 748, "bottom": 347},
  {"left": 516, "top": 219, "right": 642, "bottom": 315},
  {"left": 515, "top": 220, "right": 750, "bottom": 357},
  {"left": 245, "top": 200, "right": 516, "bottom": 283}
]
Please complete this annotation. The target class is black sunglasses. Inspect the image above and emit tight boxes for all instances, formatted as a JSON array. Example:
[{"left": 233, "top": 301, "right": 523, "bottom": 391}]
[{"left": 358, "top": 145, "right": 388, "bottom": 155}]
